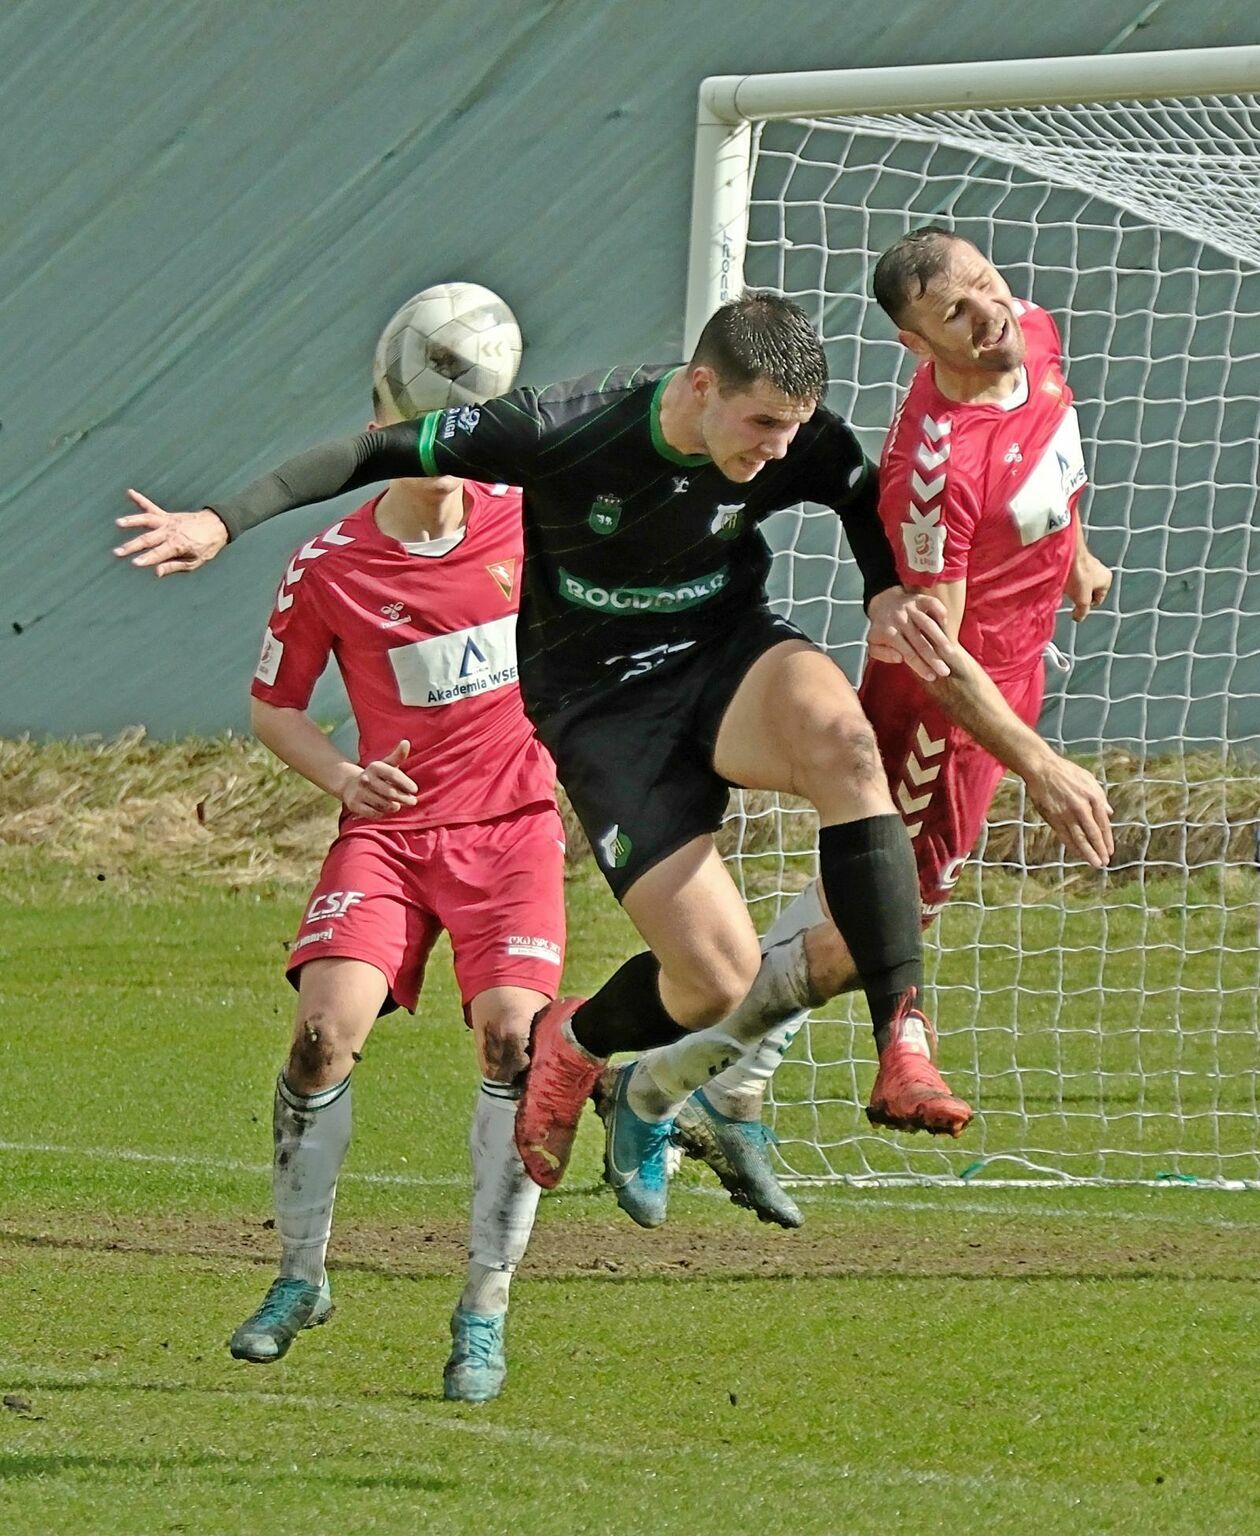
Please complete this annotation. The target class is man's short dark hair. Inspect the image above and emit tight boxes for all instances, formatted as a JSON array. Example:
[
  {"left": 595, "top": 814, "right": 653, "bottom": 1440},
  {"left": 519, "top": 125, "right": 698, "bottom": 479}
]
[
  {"left": 872, "top": 227, "right": 965, "bottom": 327},
  {"left": 690, "top": 290, "right": 828, "bottom": 403}
]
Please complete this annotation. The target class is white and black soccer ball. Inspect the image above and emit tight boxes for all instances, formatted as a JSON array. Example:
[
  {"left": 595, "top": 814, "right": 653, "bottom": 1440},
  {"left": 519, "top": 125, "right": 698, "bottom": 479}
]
[{"left": 372, "top": 281, "right": 522, "bottom": 418}]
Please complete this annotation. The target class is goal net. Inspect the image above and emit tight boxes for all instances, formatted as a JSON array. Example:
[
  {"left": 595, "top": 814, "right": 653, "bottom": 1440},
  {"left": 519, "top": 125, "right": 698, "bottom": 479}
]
[{"left": 687, "top": 48, "right": 1260, "bottom": 1186}]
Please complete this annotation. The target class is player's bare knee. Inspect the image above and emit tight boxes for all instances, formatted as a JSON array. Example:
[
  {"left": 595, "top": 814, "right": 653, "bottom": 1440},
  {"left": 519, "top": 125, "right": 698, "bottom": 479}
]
[
  {"left": 288, "top": 1010, "right": 340, "bottom": 1086},
  {"left": 792, "top": 715, "right": 884, "bottom": 805},
  {"left": 672, "top": 948, "right": 761, "bottom": 1026},
  {"left": 477, "top": 1013, "right": 531, "bottom": 1082}
]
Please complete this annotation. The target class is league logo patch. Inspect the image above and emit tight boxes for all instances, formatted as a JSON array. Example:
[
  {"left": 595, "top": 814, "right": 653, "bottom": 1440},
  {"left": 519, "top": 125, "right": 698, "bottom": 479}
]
[
  {"left": 901, "top": 509, "right": 946, "bottom": 575},
  {"left": 588, "top": 494, "right": 622, "bottom": 535},
  {"left": 255, "top": 628, "right": 283, "bottom": 685}
]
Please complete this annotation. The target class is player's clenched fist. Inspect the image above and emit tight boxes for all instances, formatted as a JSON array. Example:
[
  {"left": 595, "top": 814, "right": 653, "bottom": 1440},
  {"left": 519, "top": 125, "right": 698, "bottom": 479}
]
[
  {"left": 340, "top": 740, "right": 418, "bottom": 818},
  {"left": 1064, "top": 546, "right": 1113, "bottom": 622},
  {"left": 115, "top": 489, "right": 229, "bottom": 577}
]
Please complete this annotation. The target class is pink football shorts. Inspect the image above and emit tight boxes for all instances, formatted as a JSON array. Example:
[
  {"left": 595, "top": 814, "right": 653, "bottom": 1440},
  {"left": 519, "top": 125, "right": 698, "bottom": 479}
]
[
  {"left": 286, "top": 802, "right": 567, "bottom": 1011},
  {"left": 859, "top": 659, "right": 1045, "bottom": 922}
]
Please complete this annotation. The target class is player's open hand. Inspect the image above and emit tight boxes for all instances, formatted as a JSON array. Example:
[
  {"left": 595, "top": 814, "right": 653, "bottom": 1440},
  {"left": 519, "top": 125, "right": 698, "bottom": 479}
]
[
  {"left": 1026, "top": 751, "right": 1114, "bottom": 868},
  {"left": 115, "top": 490, "right": 229, "bottom": 577},
  {"left": 341, "top": 740, "right": 419, "bottom": 818},
  {"left": 1065, "top": 546, "right": 1112, "bottom": 622},
  {"left": 866, "top": 586, "right": 953, "bottom": 682}
]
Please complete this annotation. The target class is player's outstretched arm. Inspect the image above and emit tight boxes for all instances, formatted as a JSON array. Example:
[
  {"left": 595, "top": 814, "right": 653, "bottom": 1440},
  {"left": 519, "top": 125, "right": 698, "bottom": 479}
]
[
  {"left": 117, "top": 426, "right": 427, "bottom": 578},
  {"left": 114, "top": 490, "right": 229, "bottom": 577},
  {"left": 926, "top": 641, "right": 1114, "bottom": 869},
  {"left": 250, "top": 699, "right": 418, "bottom": 817},
  {"left": 893, "top": 575, "right": 1113, "bottom": 867}
]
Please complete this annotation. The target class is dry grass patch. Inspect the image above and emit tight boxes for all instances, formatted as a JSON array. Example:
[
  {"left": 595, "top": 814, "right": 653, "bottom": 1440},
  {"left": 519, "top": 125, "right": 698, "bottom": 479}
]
[{"left": 3, "top": 732, "right": 1256, "bottom": 892}]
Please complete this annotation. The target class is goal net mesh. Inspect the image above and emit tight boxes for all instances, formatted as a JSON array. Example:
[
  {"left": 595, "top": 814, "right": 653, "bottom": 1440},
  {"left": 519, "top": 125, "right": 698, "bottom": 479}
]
[{"left": 722, "top": 91, "right": 1260, "bottom": 1185}]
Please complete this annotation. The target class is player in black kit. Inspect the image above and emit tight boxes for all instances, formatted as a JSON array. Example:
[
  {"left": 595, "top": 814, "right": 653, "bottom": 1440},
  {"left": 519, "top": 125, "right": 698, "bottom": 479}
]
[{"left": 118, "top": 294, "right": 972, "bottom": 1228}]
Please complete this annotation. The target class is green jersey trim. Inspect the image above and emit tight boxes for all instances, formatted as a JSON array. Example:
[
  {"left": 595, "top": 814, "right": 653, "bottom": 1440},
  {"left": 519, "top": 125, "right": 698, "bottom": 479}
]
[
  {"left": 649, "top": 370, "right": 711, "bottom": 468},
  {"left": 557, "top": 566, "right": 729, "bottom": 614},
  {"left": 417, "top": 412, "right": 441, "bottom": 477}
]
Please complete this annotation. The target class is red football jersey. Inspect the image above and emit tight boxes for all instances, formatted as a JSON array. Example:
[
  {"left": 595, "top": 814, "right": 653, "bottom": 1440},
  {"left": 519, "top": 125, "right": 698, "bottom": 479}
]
[
  {"left": 251, "top": 484, "right": 555, "bottom": 830},
  {"left": 879, "top": 301, "right": 1085, "bottom": 682}
]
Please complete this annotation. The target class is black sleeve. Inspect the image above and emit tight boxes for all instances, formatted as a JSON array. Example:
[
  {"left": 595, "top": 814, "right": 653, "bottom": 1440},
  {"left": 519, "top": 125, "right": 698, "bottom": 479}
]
[
  {"left": 416, "top": 390, "right": 543, "bottom": 484},
  {"left": 207, "top": 423, "right": 424, "bottom": 541},
  {"left": 794, "top": 414, "right": 899, "bottom": 611},
  {"left": 832, "top": 460, "right": 900, "bottom": 611}
]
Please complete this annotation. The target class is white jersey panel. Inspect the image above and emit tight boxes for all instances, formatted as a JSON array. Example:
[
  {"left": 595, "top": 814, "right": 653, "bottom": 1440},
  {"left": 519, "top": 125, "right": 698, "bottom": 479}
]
[
  {"left": 388, "top": 613, "right": 520, "bottom": 708},
  {"left": 1008, "top": 407, "right": 1086, "bottom": 547}
]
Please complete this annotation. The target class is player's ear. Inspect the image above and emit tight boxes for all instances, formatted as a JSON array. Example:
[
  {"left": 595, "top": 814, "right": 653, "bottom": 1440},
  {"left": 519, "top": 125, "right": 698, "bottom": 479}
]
[
  {"left": 688, "top": 364, "right": 718, "bottom": 403},
  {"left": 898, "top": 328, "right": 932, "bottom": 362}
]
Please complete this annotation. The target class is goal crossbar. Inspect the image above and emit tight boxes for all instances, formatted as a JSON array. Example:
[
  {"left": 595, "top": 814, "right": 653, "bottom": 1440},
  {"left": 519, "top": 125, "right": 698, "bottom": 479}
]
[{"left": 687, "top": 44, "right": 1260, "bottom": 347}]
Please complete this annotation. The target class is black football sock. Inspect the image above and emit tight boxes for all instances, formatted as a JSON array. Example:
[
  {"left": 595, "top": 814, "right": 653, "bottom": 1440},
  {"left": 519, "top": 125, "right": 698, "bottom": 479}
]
[
  {"left": 570, "top": 951, "right": 687, "bottom": 1057},
  {"left": 817, "top": 814, "right": 923, "bottom": 1053}
]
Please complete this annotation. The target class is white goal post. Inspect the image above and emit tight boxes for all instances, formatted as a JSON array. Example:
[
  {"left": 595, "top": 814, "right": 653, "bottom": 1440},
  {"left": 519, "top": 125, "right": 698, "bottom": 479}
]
[{"left": 686, "top": 47, "right": 1260, "bottom": 1187}]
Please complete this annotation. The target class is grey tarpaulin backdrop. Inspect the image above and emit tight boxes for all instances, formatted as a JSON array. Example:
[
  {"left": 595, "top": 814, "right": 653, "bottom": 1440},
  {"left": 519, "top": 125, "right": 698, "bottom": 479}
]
[{"left": 2, "top": 0, "right": 1256, "bottom": 739}]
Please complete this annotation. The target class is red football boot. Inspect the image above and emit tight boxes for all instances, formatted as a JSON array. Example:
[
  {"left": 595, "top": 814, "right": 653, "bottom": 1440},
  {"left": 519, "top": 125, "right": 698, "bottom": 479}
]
[
  {"left": 514, "top": 997, "right": 603, "bottom": 1188},
  {"left": 865, "top": 1005, "right": 973, "bottom": 1137}
]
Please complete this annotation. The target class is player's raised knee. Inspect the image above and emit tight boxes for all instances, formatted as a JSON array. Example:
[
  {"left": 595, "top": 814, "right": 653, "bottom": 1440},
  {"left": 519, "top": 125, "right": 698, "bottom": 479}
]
[
  {"left": 790, "top": 712, "right": 884, "bottom": 799},
  {"left": 670, "top": 947, "right": 761, "bottom": 1028}
]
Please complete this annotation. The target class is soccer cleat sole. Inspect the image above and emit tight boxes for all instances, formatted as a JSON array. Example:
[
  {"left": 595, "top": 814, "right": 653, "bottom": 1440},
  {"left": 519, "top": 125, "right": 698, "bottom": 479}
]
[{"left": 864, "top": 1100, "right": 972, "bottom": 1138}]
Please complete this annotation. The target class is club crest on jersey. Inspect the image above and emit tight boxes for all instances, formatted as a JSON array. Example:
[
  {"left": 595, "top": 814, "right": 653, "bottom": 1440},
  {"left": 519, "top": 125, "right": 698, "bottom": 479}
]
[
  {"left": 597, "top": 824, "right": 633, "bottom": 870},
  {"left": 588, "top": 494, "right": 622, "bottom": 535},
  {"left": 709, "top": 503, "right": 745, "bottom": 539},
  {"left": 485, "top": 558, "right": 517, "bottom": 600}
]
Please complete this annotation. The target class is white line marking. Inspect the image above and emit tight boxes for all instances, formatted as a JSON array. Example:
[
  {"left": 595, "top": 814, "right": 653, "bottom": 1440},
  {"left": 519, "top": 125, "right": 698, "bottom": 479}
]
[
  {"left": 0, "top": 1359, "right": 1069, "bottom": 1496},
  {"left": 3, "top": 1142, "right": 1254, "bottom": 1225},
  {"left": 0, "top": 1140, "right": 465, "bottom": 1188},
  {"left": 814, "top": 1192, "right": 1260, "bottom": 1229}
]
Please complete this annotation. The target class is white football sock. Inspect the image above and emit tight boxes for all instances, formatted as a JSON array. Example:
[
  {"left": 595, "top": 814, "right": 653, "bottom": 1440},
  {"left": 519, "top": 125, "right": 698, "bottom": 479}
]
[
  {"left": 759, "top": 879, "right": 826, "bottom": 950},
  {"left": 702, "top": 883, "right": 826, "bottom": 1118},
  {"left": 460, "top": 1078, "right": 541, "bottom": 1316},
  {"left": 273, "top": 1073, "right": 352, "bottom": 1286},
  {"left": 700, "top": 1014, "right": 805, "bottom": 1119},
  {"left": 629, "top": 925, "right": 818, "bottom": 1121}
]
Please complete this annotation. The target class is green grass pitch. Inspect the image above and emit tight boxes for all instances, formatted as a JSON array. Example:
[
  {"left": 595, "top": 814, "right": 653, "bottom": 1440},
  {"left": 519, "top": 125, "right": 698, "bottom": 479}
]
[{"left": 1, "top": 857, "right": 1258, "bottom": 1535}]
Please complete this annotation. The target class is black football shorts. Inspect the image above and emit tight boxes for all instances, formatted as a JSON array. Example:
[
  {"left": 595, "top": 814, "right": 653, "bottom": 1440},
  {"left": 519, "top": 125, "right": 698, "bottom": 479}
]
[{"left": 535, "top": 608, "right": 812, "bottom": 899}]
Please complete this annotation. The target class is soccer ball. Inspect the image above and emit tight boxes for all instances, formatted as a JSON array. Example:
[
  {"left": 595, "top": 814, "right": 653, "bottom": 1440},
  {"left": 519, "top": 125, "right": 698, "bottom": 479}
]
[{"left": 372, "top": 281, "right": 522, "bottom": 418}]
